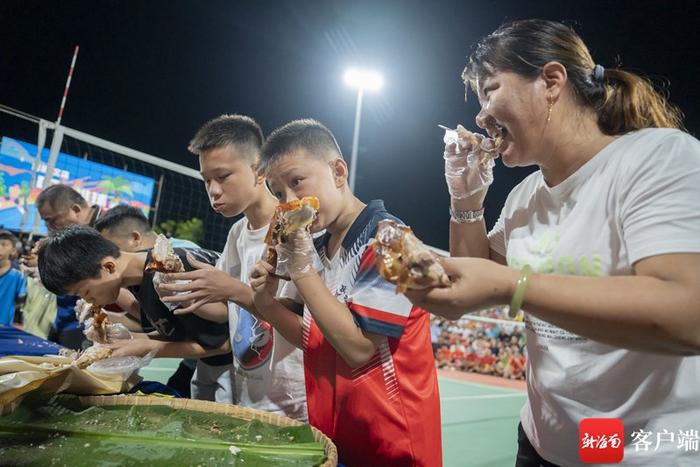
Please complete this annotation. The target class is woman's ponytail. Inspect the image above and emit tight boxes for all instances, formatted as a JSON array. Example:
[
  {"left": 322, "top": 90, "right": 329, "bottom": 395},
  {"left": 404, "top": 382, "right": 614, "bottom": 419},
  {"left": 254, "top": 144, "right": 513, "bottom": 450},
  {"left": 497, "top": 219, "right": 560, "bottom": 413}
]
[{"left": 597, "top": 69, "right": 683, "bottom": 135}]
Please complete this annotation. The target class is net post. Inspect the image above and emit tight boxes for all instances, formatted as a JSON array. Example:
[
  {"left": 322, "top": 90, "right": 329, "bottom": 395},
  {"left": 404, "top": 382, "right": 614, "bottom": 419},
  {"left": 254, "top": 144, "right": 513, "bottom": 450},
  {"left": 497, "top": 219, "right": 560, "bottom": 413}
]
[{"left": 151, "top": 174, "right": 165, "bottom": 227}]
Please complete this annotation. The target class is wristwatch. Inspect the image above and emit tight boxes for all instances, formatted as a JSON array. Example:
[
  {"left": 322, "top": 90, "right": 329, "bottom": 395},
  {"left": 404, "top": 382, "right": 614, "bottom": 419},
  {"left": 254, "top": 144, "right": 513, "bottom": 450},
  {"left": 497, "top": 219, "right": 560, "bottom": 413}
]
[{"left": 449, "top": 207, "right": 485, "bottom": 223}]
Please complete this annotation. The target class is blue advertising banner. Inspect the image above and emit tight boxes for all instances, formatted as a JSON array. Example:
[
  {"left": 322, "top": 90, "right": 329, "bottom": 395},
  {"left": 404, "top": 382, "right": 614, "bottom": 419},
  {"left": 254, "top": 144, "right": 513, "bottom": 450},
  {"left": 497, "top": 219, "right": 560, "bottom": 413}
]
[{"left": 0, "top": 136, "right": 155, "bottom": 234}]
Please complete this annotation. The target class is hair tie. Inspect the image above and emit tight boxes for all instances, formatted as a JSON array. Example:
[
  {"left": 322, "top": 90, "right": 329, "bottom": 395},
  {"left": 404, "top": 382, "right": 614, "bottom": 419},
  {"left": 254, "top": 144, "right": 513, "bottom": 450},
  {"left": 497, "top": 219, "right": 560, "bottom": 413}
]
[{"left": 593, "top": 64, "right": 605, "bottom": 83}]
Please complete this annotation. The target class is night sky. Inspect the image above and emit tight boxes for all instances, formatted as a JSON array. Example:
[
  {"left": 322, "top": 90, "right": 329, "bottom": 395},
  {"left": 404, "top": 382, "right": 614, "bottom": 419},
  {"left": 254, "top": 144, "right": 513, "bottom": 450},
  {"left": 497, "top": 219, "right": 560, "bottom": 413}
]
[{"left": 2, "top": 0, "right": 699, "bottom": 250}]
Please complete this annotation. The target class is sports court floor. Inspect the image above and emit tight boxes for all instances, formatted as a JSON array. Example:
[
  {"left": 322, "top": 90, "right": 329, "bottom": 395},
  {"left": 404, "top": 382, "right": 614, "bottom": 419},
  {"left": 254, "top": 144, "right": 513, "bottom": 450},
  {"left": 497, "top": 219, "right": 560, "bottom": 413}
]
[{"left": 141, "top": 360, "right": 527, "bottom": 467}]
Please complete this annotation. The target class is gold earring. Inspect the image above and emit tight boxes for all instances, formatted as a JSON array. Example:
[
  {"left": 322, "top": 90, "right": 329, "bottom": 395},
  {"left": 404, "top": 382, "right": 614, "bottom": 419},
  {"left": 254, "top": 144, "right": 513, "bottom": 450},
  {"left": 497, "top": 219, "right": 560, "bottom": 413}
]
[{"left": 546, "top": 98, "right": 554, "bottom": 124}]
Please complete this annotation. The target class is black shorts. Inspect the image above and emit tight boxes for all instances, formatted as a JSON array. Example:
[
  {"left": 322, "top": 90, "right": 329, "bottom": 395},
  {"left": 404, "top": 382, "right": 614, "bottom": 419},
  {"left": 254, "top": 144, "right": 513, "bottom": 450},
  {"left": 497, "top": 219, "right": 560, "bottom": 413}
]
[{"left": 516, "top": 422, "right": 561, "bottom": 467}]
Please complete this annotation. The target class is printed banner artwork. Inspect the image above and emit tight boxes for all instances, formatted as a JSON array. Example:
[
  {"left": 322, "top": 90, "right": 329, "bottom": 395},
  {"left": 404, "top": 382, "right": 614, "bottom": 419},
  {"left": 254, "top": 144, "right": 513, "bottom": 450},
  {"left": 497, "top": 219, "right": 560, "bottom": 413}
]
[{"left": 0, "top": 136, "right": 155, "bottom": 234}]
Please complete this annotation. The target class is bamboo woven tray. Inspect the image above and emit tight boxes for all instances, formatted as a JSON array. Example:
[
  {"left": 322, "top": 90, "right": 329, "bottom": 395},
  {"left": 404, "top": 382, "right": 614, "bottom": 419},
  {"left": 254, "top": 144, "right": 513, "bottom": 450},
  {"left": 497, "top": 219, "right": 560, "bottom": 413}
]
[{"left": 2, "top": 394, "right": 337, "bottom": 466}]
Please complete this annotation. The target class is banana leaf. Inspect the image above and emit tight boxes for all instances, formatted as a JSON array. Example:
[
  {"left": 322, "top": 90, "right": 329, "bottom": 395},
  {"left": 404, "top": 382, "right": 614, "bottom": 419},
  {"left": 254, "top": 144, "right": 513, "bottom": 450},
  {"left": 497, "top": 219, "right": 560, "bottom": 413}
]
[{"left": 0, "top": 394, "right": 326, "bottom": 466}]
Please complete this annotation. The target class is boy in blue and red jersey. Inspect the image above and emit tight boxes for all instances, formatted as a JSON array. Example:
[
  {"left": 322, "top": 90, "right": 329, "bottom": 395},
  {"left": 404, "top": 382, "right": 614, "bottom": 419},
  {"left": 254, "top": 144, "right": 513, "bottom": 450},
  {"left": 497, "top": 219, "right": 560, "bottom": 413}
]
[{"left": 250, "top": 119, "right": 442, "bottom": 466}]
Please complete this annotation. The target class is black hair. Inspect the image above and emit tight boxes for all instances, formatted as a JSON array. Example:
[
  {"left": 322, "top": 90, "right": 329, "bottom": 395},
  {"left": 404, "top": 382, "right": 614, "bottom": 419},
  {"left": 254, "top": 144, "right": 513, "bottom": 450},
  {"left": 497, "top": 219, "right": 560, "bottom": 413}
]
[
  {"left": 258, "top": 118, "right": 342, "bottom": 176},
  {"left": 188, "top": 114, "right": 264, "bottom": 163},
  {"left": 462, "top": 19, "right": 683, "bottom": 135},
  {"left": 36, "top": 184, "right": 88, "bottom": 211},
  {"left": 37, "top": 225, "right": 121, "bottom": 295},
  {"left": 94, "top": 204, "right": 151, "bottom": 235},
  {"left": 0, "top": 229, "right": 18, "bottom": 246}
]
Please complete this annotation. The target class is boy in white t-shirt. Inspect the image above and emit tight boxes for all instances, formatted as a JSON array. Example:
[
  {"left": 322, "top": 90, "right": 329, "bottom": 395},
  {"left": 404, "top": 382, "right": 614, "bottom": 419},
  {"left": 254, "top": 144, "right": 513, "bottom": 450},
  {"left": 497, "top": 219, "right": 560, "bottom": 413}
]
[{"left": 160, "top": 114, "right": 306, "bottom": 420}]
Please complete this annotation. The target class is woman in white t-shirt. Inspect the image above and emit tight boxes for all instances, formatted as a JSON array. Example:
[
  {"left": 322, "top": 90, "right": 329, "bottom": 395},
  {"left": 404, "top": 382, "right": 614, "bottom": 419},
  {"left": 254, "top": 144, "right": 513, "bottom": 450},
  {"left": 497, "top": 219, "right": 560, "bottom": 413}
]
[{"left": 406, "top": 19, "right": 700, "bottom": 466}]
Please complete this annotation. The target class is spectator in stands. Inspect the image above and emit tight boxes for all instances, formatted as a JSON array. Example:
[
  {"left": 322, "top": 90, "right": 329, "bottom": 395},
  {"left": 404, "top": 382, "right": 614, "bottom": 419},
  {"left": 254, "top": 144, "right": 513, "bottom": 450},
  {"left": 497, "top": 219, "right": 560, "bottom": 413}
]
[
  {"left": 430, "top": 319, "right": 441, "bottom": 355},
  {"left": 432, "top": 310, "right": 527, "bottom": 380},
  {"left": 0, "top": 230, "right": 26, "bottom": 326},
  {"left": 18, "top": 237, "right": 56, "bottom": 338}
]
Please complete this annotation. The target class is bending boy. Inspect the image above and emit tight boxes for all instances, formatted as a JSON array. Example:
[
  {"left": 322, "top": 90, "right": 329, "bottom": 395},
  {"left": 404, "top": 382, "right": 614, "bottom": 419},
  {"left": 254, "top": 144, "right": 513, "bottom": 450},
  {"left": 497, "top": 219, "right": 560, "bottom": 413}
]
[{"left": 37, "top": 225, "right": 234, "bottom": 403}]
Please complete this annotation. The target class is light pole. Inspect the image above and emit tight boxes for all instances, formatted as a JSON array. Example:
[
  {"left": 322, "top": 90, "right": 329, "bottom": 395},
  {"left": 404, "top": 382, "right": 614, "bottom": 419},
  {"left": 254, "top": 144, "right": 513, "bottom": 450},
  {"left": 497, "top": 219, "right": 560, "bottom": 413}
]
[{"left": 344, "top": 68, "right": 383, "bottom": 193}]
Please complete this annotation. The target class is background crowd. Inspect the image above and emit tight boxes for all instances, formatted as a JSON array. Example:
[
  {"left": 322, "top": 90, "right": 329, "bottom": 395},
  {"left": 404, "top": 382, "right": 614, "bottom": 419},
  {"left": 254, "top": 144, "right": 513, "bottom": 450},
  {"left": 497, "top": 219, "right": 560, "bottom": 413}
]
[{"left": 432, "top": 308, "right": 526, "bottom": 380}]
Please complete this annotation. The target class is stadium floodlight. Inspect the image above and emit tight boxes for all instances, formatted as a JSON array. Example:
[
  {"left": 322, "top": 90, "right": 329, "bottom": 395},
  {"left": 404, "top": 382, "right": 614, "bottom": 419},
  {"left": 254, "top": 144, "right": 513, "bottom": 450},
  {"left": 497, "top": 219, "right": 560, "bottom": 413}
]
[
  {"left": 343, "top": 68, "right": 384, "bottom": 92},
  {"left": 343, "top": 68, "right": 383, "bottom": 193}
]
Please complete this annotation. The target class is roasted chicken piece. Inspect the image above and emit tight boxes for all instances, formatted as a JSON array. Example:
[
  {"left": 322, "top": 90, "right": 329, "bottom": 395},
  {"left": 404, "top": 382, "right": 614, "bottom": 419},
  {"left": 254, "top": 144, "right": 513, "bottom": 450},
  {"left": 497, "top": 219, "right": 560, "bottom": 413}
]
[
  {"left": 373, "top": 219, "right": 451, "bottom": 293},
  {"left": 264, "top": 196, "right": 320, "bottom": 274},
  {"left": 453, "top": 125, "right": 505, "bottom": 167},
  {"left": 145, "top": 234, "right": 184, "bottom": 273},
  {"left": 74, "top": 346, "right": 113, "bottom": 369},
  {"left": 75, "top": 300, "right": 110, "bottom": 343},
  {"left": 75, "top": 299, "right": 97, "bottom": 324}
]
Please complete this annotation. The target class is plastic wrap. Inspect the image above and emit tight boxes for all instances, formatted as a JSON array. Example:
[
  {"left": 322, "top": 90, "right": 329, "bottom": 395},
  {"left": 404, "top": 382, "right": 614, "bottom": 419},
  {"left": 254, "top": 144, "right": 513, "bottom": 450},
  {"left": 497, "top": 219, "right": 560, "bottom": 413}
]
[
  {"left": 153, "top": 271, "right": 191, "bottom": 312},
  {"left": 87, "top": 349, "right": 157, "bottom": 380},
  {"left": 0, "top": 352, "right": 136, "bottom": 408}
]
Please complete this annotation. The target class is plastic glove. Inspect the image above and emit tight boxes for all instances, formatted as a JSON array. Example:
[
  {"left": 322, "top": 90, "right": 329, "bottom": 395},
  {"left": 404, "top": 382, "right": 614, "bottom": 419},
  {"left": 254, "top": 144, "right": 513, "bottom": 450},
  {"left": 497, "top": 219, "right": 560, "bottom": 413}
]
[
  {"left": 275, "top": 229, "right": 322, "bottom": 280},
  {"left": 83, "top": 317, "right": 132, "bottom": 344},
  {"left": 443, "top": 124, "right": 496, "bottom": 199}
]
